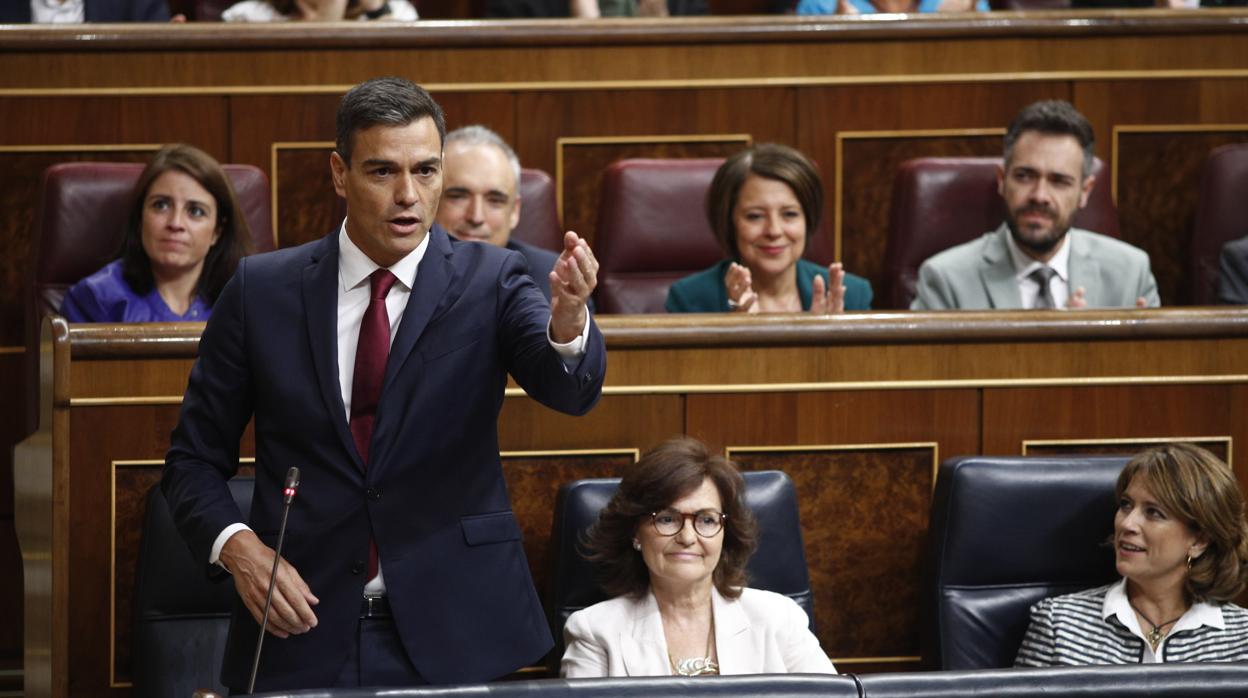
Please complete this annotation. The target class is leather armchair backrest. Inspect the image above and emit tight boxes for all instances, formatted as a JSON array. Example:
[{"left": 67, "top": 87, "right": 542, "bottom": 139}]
[
  {"left": 131, "top": 477, "right": 254, "bottom": 698},
  {"left": 1190, "top": 144, "right": 1248, "bottom": 305},
  {"left": 512, "top": 168, "right": 562, "bottom": 253},
  {"left": 921, "top": 455, "right": 1127, "bottom": 670},
  {"left": 858, "top": 662, "right": 1248, "bottom": 698},
  {"left": 546, "top": 470, "right": 815, "bottom": 668},
  {"left": 883, "top": 157, "right": 1115, "bottom": 309}
]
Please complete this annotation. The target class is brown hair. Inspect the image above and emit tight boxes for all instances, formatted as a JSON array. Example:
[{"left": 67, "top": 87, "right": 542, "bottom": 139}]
[
  {"left": 705, "top": 143, "right": 822, "bottom": 261},
  {"left": 582, "top": 437, "right": 758, "bottom": 599},
  {"left": 119, "top": 144, "right": 253, "bottom": 305},
  {"left": 1115, "top": 443, "right": 1248, "bottom": 604}
]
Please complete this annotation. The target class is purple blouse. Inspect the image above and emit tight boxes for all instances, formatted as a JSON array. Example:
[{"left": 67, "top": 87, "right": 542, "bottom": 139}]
[{"left": 59, "top": 260, "right": 211, "bottom": 323}]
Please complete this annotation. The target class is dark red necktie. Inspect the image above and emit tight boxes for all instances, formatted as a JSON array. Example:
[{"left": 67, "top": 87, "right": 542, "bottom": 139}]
[{"left": 349, "top": 269, "right": 398, "bottom": 580}]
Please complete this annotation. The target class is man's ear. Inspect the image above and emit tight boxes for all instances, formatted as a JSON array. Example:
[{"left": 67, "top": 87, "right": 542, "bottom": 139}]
[
  {"left": 1078, "top": 173, "right": 1096, "bottom": 209},
  {"left": 330, "top": 151, "right": 348, "bottom": 198},
  {"left": 996, "top": 163, "right": 1006, "bottom": 198},
  {"left": 509, "top": 195, "right": 522, "bottom": 233}
]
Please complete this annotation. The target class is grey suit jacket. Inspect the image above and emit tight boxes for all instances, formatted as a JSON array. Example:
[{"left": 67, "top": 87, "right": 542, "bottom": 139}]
[{"left": 911, "top": 223, "right": 1160, "bottom": 310}]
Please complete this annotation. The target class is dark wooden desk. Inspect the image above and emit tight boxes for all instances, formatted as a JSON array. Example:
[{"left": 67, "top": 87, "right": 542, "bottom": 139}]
[{"left": 15, "top": 308, "right": 1248, "bottom": 697}]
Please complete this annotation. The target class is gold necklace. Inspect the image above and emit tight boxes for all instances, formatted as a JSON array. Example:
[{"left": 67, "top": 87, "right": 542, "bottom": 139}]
[
  {"left": 668, "top": 614, "right": 718, "bottom": 676},
  {"left": 1128, "top": 599, "right": 1185, "bottom": 650}
]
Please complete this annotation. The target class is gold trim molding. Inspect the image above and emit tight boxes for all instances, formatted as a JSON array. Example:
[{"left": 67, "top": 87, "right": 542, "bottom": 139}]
[
  {"left": 501, "top": 448, "right": 640, "bottom": 461},
  {"left": 1022, "top": 435, "right": 1232, "bottom": 465}
]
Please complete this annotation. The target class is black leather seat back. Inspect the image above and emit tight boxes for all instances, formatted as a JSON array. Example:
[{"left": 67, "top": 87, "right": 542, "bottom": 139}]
[
  {"left": 131, "top": 476, "right": 253, "bottom": 697},
  {"left": 922, "top": 456, "right": 1127, "bottom": 670},
  {"left": 858, "top": 663, "right": 1248, "bottom": 698},
  {"left": 547, "top": 470, "right": 816, "bottom": 665},
  {"left": 918, "top": 459, "right": 1133, "bottom": 674}
]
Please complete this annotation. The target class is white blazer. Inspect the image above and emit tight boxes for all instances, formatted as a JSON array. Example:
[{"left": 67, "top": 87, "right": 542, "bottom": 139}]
[{"left": 561, "top": 587, "right": 836, "bottom": 677}]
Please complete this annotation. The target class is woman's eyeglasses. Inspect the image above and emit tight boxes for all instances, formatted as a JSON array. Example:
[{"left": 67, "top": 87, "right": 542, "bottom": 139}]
[{"left": 649, "top": 509, "right": 726, "bottom": 537}]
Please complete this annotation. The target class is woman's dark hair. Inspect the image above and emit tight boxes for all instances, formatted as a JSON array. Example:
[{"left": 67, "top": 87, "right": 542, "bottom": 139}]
[
  {"left": 119, "top": 143, "right": 253, "bottom": 305},
  {"left": 582, "top": 437, "right": 758, "bottom": 599},
  {"left": 705, "top": 143, "right": 822, "bottom": 261},
  {"left": 1115, "top": 443, "right": 1248, "bottom": 603}
]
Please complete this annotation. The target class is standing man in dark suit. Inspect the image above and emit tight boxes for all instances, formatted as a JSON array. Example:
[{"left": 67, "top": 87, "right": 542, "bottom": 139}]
[{"left": 162, "top": 77, "right": 606, "bottom": 691}]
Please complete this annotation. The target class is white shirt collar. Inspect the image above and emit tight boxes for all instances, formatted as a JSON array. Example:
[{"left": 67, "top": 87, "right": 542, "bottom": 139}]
[
  {"left": 337, "top": 219, "right": 428, "bottom": 293},
  {"left": 1005, "top": 224, "right": 1072, "bottom": 284},
  {"left": 1102, "top": 577, "right": 1225, "bottom": 638}
]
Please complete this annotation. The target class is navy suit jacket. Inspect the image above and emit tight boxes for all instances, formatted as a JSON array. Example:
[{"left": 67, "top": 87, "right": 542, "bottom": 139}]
[
  {"left": 162, "top": 225, "right": 606, "bottom": 690},
  {"left": 0, "top": 0, "right": 169, "bottom": 21}
]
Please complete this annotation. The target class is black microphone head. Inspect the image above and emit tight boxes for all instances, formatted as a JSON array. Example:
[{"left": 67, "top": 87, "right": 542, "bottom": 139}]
[{"left": 285, "top": 466, "right": 301, "bottom": 490}]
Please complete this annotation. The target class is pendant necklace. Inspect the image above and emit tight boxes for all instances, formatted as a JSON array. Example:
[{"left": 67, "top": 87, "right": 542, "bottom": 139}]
[
  {"left": 669, "top": 614, "right": 718, "bottom": 676},
  {"left": 1128, "top": 599, "right": 1185, "bottom": 650}
]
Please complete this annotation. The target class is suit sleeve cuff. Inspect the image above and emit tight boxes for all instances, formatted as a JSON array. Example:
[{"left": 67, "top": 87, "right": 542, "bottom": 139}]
[
  {"left": 211, "top": 523, "right": 253, "bottom": 571},
  {"left": 547, "top": 311, "right": 590, "bottom": 365}
]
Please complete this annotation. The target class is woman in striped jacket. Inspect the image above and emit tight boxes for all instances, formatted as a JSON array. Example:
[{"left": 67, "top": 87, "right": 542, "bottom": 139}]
[{"left": 1016, "top": 443, "right": 1248, "bottom": 666}]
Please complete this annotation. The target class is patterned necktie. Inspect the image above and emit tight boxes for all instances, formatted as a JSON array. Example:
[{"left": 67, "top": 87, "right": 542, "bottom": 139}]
[
  {"left": 349, "top": 268, "right": 398, "bottom": 580},
  {"left": 1029, "top": 266, "right": 1057, "bottom": 310}
]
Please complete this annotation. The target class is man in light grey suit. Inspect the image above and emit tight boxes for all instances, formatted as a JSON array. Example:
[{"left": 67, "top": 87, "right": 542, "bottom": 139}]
[{"left": 912, "top": 100, "right": 1159, "bottom": 311}]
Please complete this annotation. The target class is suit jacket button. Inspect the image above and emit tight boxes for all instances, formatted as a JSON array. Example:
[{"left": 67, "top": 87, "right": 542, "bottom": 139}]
[
  {"left": 366, "top": 488, "right": 381, "bottom": 501},
  {"left": 351, "top": 561, "right": 364, "bottom": 575}
]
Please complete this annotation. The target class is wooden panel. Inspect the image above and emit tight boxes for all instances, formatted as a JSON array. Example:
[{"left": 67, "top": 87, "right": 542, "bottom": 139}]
[
  {"left": 1114, "top": 129, "right": 1248, "bottom": 306},
  {"left": 0, "top": 353, "right": 25, "bottom": 669},
  {"left": 687, "top": 389, "right": 979, "bottom": 668},
  {"left": 1024, "top": 438, "right": 1229, "bottom": 461},
  {"left": 502, "top": 452, "right": 636, "bottom": 603},
  {"left": 558, "top": 136, "right": 750, "bottom": 249},
  {"left": 499, "top": 394, "right": 685, "bottom": 451},
  {"left": 273, "top": 145, "right": 339, "bottom": 249},
  {"left": 982, "top": 385, "right": 1242, "bottom": 458},
  {"left": 731, "top": 446, "right": 935, "bottom": 664},
  {"left": 111, "top": 463, "right": 163, "bottom": 686}
]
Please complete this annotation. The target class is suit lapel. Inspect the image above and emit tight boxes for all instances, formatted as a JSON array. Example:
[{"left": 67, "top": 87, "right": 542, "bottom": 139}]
[
  {"left": 981, "top": 224, "right": 1022, "bottom": 309},
  {"left": 380, "top": 225, "right": 455, "bottom": 392},
  {"left": 302, "top": 233, "right": 363, "bottom": 470},
  {"left": 712, "top": 589, "right": 756, "bottom": 675},
  {"left": 1066, "top": 231, "right": 1101, "bottom": 306},
  {"left": 622, "top": 591, "right": 669, "bottom": 676}
]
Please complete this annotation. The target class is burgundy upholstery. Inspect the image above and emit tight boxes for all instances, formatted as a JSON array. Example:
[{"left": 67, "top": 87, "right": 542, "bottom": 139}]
[
  {"left": 512, "top": 168, "right": 562, "bottom": 252},
  {"left": 594, "top": 159, "right": 725, "bottom": 314},
  {"left": 1190, "top": 144, "right": 1248, "bottom": 305},
  {"left": 882, "top": 156, "right": 1116, "bottom": 310},
  {"left": 32, "top": 162, "right": 274, "bottom": 317}
]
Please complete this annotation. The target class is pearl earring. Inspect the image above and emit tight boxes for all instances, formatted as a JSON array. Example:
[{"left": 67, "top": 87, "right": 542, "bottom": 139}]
[{"left": 632, "top": 539, "right": 641, "bottom": 551}]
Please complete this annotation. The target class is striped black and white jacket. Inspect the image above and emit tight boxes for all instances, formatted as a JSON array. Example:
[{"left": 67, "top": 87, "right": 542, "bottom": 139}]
[{"left": 1015, "top": 581, "right": 1248, "bottom": 666}]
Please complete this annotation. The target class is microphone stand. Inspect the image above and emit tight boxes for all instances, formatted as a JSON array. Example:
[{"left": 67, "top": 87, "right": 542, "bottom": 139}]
[{"left": 247, "top": 466, "right": 300, "bottom": 694}]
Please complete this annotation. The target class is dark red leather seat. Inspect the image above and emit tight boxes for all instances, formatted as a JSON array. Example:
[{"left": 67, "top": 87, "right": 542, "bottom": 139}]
[
  {"left": 883, "top": 156, "right": 1117, "bottom": 310},
  {"left": 1190, "top": 144, "right": 1248, "bottom": 305},
  {"left": 512, "top": 168, "right": 562, "bottom": 252},
  {"left": 594, "top": 159, "right": 725, "bottom": 314}
]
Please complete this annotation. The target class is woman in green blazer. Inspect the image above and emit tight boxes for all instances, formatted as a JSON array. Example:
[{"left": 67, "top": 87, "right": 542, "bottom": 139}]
[{"left": 666, "top": 144, "right": 871, "bottom": 314}]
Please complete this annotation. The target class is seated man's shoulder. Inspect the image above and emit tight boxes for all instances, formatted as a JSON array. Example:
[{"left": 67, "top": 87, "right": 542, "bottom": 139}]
[
  {"left": 921, "top": 231, "right": 998, "bottom": 271},
  {"left": 509, "top": 239, "right": 560, "bottom": 271},
  {"left": 1073, "top": 229, "right": 1149, "bottom": 261}
]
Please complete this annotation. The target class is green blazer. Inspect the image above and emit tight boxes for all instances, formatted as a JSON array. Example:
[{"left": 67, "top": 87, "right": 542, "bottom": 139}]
[{"left": 666, "top": 259, "right": 873, "bottom": 313}]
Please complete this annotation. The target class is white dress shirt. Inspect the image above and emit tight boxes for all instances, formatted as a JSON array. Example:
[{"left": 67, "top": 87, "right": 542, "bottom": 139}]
[
  {"left": 211, "top": 222, "right": 589, "bottom": 597},
  {"left": 31, "top": 0, "right": 85, "bottom": 22},
  {"left": 1005, "top": 228, "right": 1072, "bottom": 310}
]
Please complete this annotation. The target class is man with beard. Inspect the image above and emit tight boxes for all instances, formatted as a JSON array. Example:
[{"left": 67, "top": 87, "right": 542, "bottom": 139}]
[{"left": 911, "top": 100, "right": 1159, "bottom": 310}]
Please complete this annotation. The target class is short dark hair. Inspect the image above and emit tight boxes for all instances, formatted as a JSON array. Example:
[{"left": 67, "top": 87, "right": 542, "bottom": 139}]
[
  {"left": 1004, "top": 100, "right": 1095, "bottom": 179},
  {"left": 705, "top": 143, "right": 822, "bottom": 261},
  {"left": 335, "top": 77, "right": 447, "bottom": 167},
  {"left": 582, "top": 437, "right": 758, "bottom": 599},
  {"left": 1115, "top": 443, "right": 1248, "bottom": 604},
  {"left": 119, "top": 143, "right": 253, "bottom": 305}
]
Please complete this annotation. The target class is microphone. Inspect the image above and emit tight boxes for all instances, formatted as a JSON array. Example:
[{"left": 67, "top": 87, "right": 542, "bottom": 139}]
[{"left": 247, "top": 466, "right": 301, "bottom": 695}]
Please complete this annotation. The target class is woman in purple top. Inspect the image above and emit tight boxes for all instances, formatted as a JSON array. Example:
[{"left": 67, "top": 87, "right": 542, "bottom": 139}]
[{"left": 60, "top": 144, "right": 254, "bottom": 323}]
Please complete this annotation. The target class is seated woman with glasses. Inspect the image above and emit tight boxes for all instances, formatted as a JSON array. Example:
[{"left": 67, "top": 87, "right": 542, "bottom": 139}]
[
  {"left": 561, "top": 437, "right": 835, "bottom": 677},
  {"left": 1015, "top": 443, "right": 1248, "bottom": 666}
]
